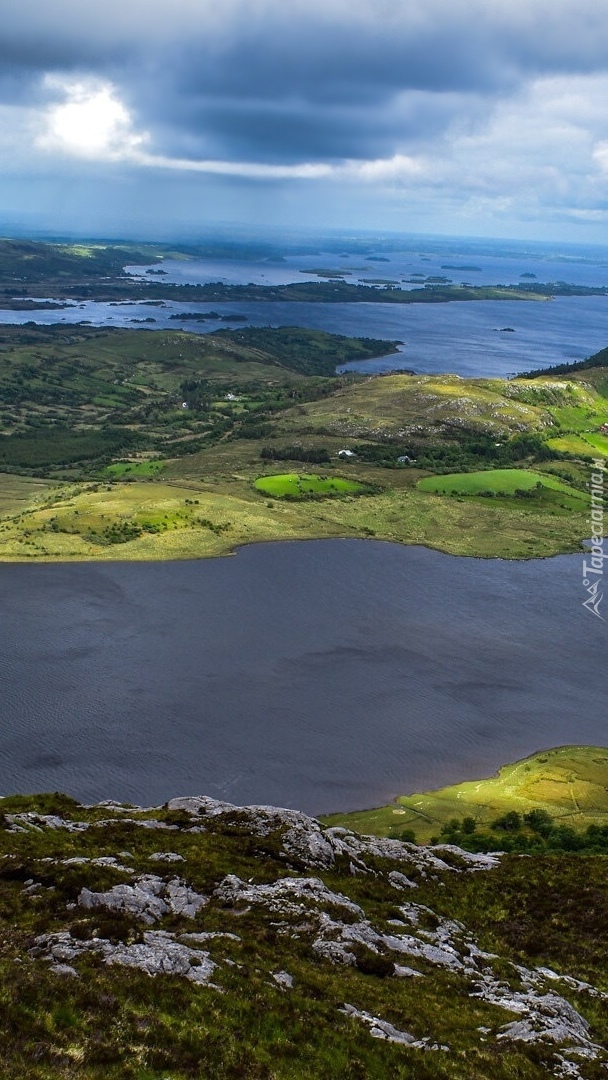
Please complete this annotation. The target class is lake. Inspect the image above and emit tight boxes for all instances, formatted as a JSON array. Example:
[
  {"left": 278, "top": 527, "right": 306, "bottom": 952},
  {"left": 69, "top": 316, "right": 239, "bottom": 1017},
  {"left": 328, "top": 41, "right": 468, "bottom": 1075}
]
[
  {"left": 3, "top": 294, "right": 608, "bottom": 379},
  {"left": 3, "top": 237, "right": 608, "bottom": 377},
  {"left": 0, "top": 540, "right": 603, "bottom": 815}
]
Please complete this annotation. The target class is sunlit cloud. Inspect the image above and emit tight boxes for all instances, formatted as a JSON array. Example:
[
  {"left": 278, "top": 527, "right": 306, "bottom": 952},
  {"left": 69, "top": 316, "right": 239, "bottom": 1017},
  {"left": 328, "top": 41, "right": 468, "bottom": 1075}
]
[
  {"left": 37, "top": 76, "right": 147, "bottom": 159},
  {"left": 136, "top": 152, "right": 334, "bottom": 179},
  {"left": 135, "top": 150, "right": 427, "bottom": 182}
]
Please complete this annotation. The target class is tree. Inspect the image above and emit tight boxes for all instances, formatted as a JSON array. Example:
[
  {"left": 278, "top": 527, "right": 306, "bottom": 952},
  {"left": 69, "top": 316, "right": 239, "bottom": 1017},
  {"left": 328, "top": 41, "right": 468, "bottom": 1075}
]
[
  {"left": 523, "top": 809, "right": 553, "bottom": 836},
  {"left": 492, "top": 811, "right": 522, "bottom": 832}
]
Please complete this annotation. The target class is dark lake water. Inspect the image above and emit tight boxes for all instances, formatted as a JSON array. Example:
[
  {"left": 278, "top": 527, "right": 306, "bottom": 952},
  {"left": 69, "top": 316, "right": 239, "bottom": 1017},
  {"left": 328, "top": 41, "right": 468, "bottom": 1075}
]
[{"left": 0, "top": 540, "right": 603, "bottom": 815}]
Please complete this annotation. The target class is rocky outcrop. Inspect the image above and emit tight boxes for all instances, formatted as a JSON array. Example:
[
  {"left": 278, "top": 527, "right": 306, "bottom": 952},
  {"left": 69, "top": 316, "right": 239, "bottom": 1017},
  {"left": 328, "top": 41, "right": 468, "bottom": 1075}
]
[
  {"left": 3, "top": 791, "right": 607, "bottom": 1079},
  {"left": 34, "top": 929, "right": 220, "bottom": 986},
  {"left": 79, "top": 875, "right": 207, "bottom": 924},
  {"left": 340, "top": 1004, "right": 448, "bottom": 1050}
]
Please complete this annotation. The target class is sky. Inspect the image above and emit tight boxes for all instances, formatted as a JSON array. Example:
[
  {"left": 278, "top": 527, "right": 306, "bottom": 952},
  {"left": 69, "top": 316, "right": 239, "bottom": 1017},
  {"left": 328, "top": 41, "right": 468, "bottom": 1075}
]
[{"left": 1, "top": 0, "right": 608, "bottom": 244}]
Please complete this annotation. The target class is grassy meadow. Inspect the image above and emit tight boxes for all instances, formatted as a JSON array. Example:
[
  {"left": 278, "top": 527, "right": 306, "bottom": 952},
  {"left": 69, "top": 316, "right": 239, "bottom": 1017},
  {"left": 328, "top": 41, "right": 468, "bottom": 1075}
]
[
  {"left": 322, "top": 746, "right": 608, "bottom": 843},
  {"left": 253, "top": 472, "right": 370, "bottom": 498},
  {"left": 0, "top": 466, "right": 593, "bottom": 562},
  {"left": 417, "top": 468, "right": 588, "bottom": 512}
]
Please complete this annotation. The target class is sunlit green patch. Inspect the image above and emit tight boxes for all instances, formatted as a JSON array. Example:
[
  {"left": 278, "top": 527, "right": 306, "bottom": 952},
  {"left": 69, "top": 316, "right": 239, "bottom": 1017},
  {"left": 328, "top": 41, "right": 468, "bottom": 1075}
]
[
  {"left": 61, "top": 245, "right": 99, "bottom": 257},
  {"left": 417, "top": 468, "right": 586, "bottom": 508},
  {"left": 254, "top": 472, "right": 370, "bottom": 499},
  {"left": 546, "top": 432, "right": 608, "bottom": 458},
  {"left": 547, "top": 404, "right": 608, "bottom": 431},
  {"left": 579, "top": 433, "right": 608, "bottom": 456},
  {"left": 546, "top": 434, "right": 599, "bottom": 456},
  {"left": 322, "top": 745, "right": 608, "bottom": 844}
]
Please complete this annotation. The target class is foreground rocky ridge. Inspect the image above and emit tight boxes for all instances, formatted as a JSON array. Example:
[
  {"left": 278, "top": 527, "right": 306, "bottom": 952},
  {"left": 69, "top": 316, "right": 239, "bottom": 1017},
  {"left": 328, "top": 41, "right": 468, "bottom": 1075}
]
[{"left": 1, "top": 792, "right": 607, "bottom": 1079}]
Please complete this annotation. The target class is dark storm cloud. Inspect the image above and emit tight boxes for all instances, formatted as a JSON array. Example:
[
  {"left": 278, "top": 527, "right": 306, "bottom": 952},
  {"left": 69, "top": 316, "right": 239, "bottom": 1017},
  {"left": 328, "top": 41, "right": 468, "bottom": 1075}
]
[
  {"left": 1, "top": 0, "right": 608, "bottom": 164},
  {"left": 143, "top": 89, "right": 479, "bottom": 165}
]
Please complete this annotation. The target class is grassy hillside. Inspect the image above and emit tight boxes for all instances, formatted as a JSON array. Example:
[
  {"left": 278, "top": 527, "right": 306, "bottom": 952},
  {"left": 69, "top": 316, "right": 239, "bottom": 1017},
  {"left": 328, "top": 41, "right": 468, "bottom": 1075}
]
[
  {"left": 2, "top": 787, "right": 608, "bottom": 1078},
  {"left": 0, "top": 238, "right": 160, "bottom": 285},
  {"left": 0, "top": 324, "right": 605, "bottom": 561},
  {"left": 322, "top": 746, "right": 608, "bottom": 844},
  {"left": 274, "top": 372, "right": 606, "bottom": 442},
  {"left": 0, "top": 324, "right": 381, "bottom": 454}
]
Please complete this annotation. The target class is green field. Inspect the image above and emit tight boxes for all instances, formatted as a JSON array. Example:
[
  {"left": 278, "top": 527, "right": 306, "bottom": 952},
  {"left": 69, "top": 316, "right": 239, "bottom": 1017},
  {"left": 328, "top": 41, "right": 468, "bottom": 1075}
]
[
  {"left": 417, "top": 468, "right": 588, "bottom": 510},
  {"left": 254, "top": 472, "right": 369, "bottom": 498},
  {"left": 546, "top": 433, "right": 600, "bottom": 456},
  {"left": 579, "top": 432, "right": 608, "bottom": 455},
  {"left": 322, "top": 746, "right": 608, "bottom": 844}
]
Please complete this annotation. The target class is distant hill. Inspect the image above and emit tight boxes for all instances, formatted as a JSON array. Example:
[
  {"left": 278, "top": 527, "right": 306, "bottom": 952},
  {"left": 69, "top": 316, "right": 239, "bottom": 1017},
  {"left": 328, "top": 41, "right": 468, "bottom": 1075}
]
[
  {"left": 0, "top": 238, "right": 158, "bottom": 285},
  {"left": 520, "top": 343, "right": 608, "bottom": 379}
]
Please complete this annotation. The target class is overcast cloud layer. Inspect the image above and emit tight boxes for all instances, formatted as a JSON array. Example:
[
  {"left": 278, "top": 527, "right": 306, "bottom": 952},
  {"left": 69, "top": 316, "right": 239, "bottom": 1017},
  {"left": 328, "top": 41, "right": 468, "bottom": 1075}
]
[{"left": 1, "top": 0, "right": 608, "bottom": 241}]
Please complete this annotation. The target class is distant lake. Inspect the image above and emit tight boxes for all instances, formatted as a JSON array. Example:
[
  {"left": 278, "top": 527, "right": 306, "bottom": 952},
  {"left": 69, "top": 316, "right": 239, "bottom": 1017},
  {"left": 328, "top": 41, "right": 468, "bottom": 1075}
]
[
  {"left": 3, "top": 294, "right": 608, "bottom": 379},
  {"left": 123, "top": 247, "right": 608, "bottom": 290},
  {"left": 0, "top": 541, "right": 604, "bottom": 815},
  {"left": 3, "top": 240, "right": 608, "bottom": 377}
]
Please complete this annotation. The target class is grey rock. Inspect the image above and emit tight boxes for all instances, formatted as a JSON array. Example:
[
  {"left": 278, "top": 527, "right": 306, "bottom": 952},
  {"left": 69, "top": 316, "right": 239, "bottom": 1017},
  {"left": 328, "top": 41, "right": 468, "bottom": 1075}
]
[
  {"left": 23, "top": 882, "right": 42, "bottom": 894},
  {"left": 214, "top": 874, "right": 363, "bottom": 920},
  {"left": 95, "top": 818, "right": 178, "bottom": 831},
  {"left": 165, "top": 879, "right": 206, "bottom": 918},
  {"left": 34, "top": 930, "right": 218, "bottom": 986},
  {"left": 272, "top": 971, "right": 294, "bottom": 989},
  {"left": 179, "top": 932, "right": 240, "bottom": 944},
  {"left": 388, "top": 871, "right": 417, "bottom": 890},
  {"left": 105, "top": 931, "right": 217, "bottom": 985},
  {"left": 162, "top": 796, "right": 500, "bottom": 879},
  {"left": 62, "top": 856, "right": 134, "bottom": 874},
  {"left": 340, "top": 1004, "right": 447, "bottom": 1050},
  {"left": 6, "top": 813, "right": 90, "bottom": 833},
  {"left": 78, "top": 875, "right": 207, "bottom": 925}
]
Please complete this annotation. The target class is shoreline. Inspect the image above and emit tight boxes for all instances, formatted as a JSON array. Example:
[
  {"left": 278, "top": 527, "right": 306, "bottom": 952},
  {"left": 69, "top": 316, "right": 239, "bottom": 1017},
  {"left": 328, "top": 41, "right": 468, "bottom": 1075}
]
[
  {"left": 0, "top": 528, "right": 588, "bottom": 566},
  {"left": 321, "top": 745, "right": 608, "bottom": 840}
]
